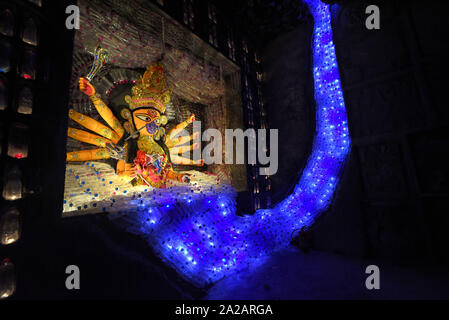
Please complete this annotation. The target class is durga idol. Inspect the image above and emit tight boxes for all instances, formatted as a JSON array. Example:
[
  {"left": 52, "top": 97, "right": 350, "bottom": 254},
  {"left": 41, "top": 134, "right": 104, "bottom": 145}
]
[{"left": 66, "top": 61, "right": 204, "bottom": 188}]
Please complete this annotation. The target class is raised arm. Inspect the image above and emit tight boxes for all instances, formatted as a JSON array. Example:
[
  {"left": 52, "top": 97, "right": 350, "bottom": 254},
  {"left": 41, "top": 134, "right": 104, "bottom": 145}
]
[{"left": 79, "top": 77, "right": 125, "bottom": 140}]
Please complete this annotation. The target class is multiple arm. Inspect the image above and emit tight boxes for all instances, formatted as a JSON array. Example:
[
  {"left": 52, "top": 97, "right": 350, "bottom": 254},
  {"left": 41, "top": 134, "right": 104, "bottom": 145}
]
[{"left": 68, "top": 77, "right": 201, "bottom": 185}]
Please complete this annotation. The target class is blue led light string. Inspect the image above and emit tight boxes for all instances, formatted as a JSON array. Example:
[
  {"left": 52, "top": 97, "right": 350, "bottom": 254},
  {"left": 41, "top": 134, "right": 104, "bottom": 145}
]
[{"left": 112, "top": 0, "right": 350, "bottom": 287}]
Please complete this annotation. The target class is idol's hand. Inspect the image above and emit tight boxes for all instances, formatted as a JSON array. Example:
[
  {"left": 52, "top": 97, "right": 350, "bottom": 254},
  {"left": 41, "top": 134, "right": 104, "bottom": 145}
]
[
  {"left": 117, "top": 161, "right": 136, "bottom": 181},
  {"left": 187, "top": 114, "right": 195, "bottom": 123},
  {"left": 180, "top": 173, "right": 191, "bottom": 183},
  {"left": 123, "top": 163, "right": 136, "bottom": 177},
  {"left": 79, "top": 77, "right": 96, "bottom": 97},
  {"left": 105, "top": 143, "right": 126, "bottom": 161}
]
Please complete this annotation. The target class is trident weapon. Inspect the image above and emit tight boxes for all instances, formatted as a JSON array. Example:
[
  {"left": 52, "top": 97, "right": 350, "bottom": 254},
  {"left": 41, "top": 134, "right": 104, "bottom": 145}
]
[
  {"left": 85, "top": 46, "right": 108, "bottom": 82},
  {"left": 85, "top": 46, "right": 127, "bottom": 159}
]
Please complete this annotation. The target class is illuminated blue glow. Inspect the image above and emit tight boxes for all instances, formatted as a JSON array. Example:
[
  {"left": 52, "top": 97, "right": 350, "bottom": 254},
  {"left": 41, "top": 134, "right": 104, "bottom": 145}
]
[{"left": 111, "top": 0, "right": 350, "bottom": 287}]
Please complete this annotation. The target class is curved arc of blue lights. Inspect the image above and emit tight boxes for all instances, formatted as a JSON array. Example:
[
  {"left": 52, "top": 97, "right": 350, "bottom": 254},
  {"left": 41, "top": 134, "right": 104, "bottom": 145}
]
[
  {"left": 269, "top": 0, "right": 350, "bottom": 231},
  {"left": 117, "top": 0, "right": 350, "bottom": 287}
]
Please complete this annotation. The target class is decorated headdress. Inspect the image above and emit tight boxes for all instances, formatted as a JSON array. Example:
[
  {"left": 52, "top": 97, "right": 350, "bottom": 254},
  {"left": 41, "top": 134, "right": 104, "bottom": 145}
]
[{"left": 125, "top": 62, "right": 171, "bottom": 113}]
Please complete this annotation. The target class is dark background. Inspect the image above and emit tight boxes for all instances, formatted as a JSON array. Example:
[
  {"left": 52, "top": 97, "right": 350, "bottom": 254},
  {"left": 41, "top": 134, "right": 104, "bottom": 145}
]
[
  {"left": 261, "top": 0, "right": 449, "bottom": 266},
  {"left": 1, "top": 0, "right": 448, "bottom": 299}
]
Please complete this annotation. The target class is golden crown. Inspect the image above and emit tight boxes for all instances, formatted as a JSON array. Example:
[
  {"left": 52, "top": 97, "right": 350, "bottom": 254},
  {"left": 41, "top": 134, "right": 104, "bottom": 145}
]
[{"left": 125, "top": 62, "right": 171, "bottom": 113}]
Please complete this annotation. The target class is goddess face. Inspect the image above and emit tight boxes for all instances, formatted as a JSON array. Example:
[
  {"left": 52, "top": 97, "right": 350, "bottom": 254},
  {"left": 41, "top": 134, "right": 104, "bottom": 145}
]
[{"left": 132, "top": 106, "right": 167, "bottom": 137}]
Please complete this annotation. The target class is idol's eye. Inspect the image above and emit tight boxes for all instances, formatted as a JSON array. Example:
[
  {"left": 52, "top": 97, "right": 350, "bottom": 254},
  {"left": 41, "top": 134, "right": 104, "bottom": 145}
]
[{"left": 136, "top": 114, "right": 152, "bottom": 122}]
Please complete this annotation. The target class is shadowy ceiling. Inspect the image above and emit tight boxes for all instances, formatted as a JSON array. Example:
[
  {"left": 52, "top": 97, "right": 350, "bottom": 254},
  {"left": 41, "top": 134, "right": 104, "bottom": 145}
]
[
  {"left": 212, "top": 0, "right": 310, "bottom": 48},
  {"left": 211, "top": 0, "right": 350, "bottom": 49}
]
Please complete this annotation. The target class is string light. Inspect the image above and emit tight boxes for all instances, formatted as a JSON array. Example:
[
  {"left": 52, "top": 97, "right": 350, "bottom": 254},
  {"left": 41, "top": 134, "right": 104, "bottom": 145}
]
[{"left": 110, "top": 0, "right": 350, "bottom": 287}]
